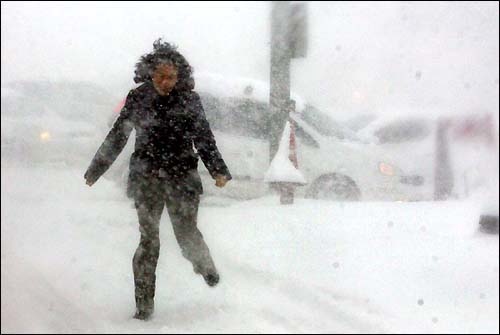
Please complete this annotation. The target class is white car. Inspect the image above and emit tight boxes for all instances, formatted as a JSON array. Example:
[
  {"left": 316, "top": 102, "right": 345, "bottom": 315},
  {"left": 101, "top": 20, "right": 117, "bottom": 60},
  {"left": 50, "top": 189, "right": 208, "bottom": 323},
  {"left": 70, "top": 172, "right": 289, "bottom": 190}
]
[
  {"left": 105, "top": 73, "right": 426, "bottom": 201},
  {"left": 355, "top": 112, "right": 499, "bottom": 201},
  {"left": 1, "top": 81, "right": 117, "bottom": 168}
]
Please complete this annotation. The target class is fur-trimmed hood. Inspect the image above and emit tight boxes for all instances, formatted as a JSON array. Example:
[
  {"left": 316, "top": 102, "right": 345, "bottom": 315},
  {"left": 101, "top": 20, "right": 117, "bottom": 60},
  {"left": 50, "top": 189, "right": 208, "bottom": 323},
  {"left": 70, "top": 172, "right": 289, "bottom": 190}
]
[{"left": 133, "top": 38, "right": 195, "bottom": 91}]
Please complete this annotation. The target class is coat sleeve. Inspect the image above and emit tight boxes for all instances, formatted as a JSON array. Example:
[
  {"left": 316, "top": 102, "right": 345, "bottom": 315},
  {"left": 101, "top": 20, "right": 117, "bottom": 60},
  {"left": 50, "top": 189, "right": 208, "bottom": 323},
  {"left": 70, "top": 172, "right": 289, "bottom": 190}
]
[
  {"left": 84, "top": 90, "right": 135, "bottom": 184},
  {"left": 190, "top": 92, "right": 232, "bottom": 180}
]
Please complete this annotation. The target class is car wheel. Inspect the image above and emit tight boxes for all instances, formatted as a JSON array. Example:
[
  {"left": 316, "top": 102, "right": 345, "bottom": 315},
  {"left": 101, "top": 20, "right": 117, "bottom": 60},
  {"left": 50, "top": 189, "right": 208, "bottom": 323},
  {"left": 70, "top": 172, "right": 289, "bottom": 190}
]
[{"left": 306, "top": 173, "right": 361, "bottom": 201}]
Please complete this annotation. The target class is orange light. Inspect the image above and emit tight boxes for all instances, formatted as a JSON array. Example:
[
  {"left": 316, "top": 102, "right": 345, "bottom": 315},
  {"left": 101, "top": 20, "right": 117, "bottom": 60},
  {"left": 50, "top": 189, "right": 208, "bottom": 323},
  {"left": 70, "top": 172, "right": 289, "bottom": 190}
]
[
  {"left": 40, "top": 131, "right": 51, "bottom": 141},
  {"left": 379, "top": 162, "right": 394, "bottom": 176}
]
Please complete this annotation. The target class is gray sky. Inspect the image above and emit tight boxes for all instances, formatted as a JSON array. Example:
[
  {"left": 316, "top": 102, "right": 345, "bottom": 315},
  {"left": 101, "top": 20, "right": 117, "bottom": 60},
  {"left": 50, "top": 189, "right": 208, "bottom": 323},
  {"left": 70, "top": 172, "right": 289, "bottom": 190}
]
[{"left": 2, "top": 1, "right": 499, "bottom": 123}]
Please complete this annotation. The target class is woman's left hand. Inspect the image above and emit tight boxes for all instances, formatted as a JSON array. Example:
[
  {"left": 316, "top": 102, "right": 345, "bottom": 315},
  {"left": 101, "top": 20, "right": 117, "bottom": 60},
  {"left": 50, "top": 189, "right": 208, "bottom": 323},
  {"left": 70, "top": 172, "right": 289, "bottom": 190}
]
[{"left": 215, "top": 175, "right": 228, "bottom": 188}]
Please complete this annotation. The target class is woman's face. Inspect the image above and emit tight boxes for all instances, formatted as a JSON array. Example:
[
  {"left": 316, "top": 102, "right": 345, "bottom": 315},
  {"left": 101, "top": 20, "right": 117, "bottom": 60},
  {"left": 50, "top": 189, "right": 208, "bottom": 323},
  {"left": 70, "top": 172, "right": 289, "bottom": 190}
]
[{"left": 152, "top": 63, "right": 178, "bottom": 96}]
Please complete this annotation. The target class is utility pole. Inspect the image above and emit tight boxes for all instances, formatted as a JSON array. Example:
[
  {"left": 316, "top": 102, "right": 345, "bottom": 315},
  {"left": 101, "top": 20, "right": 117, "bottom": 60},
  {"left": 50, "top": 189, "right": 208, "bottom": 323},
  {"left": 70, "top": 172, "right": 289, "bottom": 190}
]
[
  {"left": 434, "top": 118, "right": 454, "bottom": 201},
  {"left": 269, "top": 1, "right": 292, "bottom": 162},
  {"left": 269, "top": 1, "right": 308, "bottom": 162}
]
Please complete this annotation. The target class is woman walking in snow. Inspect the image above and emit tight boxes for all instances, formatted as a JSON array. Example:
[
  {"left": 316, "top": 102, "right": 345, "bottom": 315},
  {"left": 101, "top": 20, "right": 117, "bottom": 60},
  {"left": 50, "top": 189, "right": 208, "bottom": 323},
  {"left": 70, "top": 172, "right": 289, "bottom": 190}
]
[{"left": 84, "top": 38, "right": 231, "bottom": 320}]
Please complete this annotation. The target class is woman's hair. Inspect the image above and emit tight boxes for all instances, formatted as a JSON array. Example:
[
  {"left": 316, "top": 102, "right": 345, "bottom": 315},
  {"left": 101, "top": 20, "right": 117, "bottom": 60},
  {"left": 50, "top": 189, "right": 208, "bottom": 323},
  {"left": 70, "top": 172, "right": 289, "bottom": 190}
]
[{"left": 134, "top": 38, "right": 194, "bottom": 91}]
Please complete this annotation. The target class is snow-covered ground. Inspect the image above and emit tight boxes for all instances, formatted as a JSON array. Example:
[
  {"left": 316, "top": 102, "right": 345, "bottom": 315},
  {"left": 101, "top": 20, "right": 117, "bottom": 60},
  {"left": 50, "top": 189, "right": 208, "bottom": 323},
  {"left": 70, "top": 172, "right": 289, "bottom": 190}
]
[{"left": 1, "top": 163, "right": 498, "bottom": 333}]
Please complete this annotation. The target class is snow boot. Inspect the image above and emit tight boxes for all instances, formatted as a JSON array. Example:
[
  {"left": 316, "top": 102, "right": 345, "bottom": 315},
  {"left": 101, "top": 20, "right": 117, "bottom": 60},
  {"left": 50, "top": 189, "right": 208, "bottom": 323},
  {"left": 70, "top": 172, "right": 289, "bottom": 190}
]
[
  {"left": 203, "top": 272, "right": 220, "bottom": 287},
  {"left": 134, "top": 295, "right": 154, "bottom": 321}
]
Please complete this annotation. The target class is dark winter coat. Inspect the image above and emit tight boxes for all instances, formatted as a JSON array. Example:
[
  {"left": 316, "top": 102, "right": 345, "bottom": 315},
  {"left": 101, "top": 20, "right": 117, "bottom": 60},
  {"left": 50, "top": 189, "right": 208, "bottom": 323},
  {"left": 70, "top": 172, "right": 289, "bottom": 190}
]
[{"left": 84, "top": 82, "right": 232, "bottom": 196}]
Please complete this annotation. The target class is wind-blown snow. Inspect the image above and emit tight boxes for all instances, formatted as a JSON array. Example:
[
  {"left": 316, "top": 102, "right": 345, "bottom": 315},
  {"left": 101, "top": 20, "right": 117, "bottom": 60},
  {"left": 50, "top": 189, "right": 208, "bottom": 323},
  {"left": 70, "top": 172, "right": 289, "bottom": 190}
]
[{"left": 1, "top": 163, "right": 498, "bottom": 333}]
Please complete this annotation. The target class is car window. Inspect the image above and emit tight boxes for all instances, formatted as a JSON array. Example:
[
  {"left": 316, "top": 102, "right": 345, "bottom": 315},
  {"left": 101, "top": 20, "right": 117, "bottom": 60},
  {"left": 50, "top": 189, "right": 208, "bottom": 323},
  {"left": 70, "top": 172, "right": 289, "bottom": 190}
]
[
  {"left": 200, "top": 93, "right": 270, "bottom": 140},
  {"left": 200, "top": 92, "right": 357, "bottom": 147},
  {"left": 301, "top": 104, "right": 363, "bottom": 142},
  {"left": 290, "top": 119, "right": 320, "bottom": 148},
  {"left": 2, "top": 81, "right": 114, "bottom": 125},
  {"left": 374, "top": 118, "right": 432, "bottom": 143}
]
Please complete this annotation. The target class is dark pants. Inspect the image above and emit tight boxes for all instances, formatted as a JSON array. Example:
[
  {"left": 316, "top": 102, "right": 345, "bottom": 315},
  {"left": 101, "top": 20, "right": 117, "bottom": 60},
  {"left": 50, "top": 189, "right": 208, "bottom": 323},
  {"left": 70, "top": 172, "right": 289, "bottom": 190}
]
[{"left": 132, "top": 170, "right": 216, "bottom": 312}]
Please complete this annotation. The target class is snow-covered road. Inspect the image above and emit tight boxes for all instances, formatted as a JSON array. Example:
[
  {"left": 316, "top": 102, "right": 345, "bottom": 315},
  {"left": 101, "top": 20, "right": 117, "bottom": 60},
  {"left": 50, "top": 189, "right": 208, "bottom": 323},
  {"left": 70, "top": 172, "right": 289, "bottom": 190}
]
[{"left": 2, "top": 164, "right": 498, "bottom": 333}]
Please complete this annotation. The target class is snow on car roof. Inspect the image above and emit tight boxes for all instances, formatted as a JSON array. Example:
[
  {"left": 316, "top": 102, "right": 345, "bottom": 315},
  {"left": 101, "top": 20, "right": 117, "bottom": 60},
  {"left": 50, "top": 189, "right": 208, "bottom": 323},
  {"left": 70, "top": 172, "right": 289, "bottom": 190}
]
[{"left": 194, "top": 72, "right": 306, "bottom": 113}]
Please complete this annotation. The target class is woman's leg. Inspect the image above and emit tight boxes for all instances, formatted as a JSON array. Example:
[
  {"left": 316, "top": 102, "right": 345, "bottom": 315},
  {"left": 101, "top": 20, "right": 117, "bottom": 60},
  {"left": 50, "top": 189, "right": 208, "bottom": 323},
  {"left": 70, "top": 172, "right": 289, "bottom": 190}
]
[
  {"left": 165, "top": 190, "right": 218, "bottom": 286},
  {"left": 132, "top": 178, "right": 164, "bottom": 318}
]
